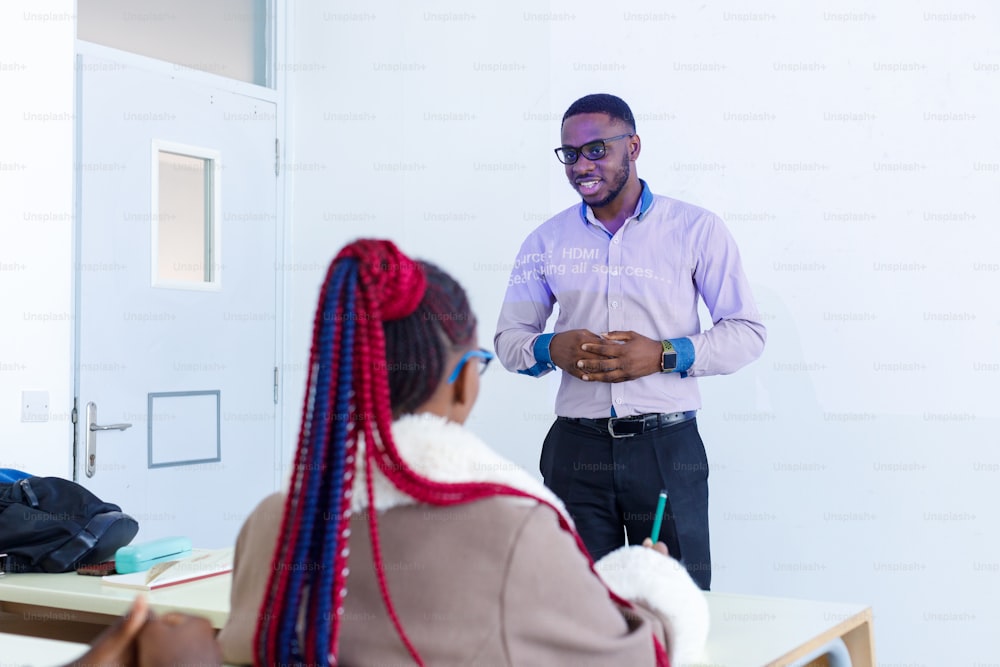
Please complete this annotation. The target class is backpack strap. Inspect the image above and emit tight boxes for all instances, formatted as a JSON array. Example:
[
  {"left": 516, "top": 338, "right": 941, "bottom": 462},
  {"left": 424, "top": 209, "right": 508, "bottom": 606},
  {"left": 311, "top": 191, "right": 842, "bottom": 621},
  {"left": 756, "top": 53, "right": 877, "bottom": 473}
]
[
  {"left": 41, "top": 511, "right": 131, "bottom": 572},
  {"left": 15, "top": 478, "right": 40, "bottom": 507}
]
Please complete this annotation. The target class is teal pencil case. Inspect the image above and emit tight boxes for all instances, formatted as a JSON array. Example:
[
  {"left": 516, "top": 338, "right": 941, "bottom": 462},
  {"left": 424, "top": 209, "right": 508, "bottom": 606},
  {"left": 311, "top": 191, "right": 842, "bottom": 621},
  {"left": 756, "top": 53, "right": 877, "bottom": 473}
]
[{"left": 114, "top": 536, "right": 192, "bottom": 574}]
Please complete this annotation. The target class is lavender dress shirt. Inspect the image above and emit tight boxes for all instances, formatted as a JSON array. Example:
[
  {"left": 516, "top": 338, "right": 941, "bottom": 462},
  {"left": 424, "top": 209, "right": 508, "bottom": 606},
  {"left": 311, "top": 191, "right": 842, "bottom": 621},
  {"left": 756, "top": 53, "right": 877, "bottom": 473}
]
[{"left": 494, "top": 181, "right": 766, "bottom": 419}]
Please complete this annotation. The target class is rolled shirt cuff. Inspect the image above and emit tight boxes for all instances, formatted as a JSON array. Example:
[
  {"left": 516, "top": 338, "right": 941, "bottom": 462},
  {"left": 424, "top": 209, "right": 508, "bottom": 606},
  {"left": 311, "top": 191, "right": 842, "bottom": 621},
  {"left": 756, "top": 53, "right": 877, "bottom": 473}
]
[
  {"left": 516, "top": 333, "right": 557, "bottom": 377},
  {"left": 667, "top": 337, "right": 695, "bottom": 376}
]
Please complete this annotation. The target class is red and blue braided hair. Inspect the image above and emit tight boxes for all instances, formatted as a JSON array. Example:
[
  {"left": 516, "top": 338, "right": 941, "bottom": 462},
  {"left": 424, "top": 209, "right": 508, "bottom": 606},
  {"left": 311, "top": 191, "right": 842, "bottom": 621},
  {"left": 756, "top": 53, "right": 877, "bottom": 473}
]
[{"left": 254, "top": 239, "right": 670, "bottom": 666}]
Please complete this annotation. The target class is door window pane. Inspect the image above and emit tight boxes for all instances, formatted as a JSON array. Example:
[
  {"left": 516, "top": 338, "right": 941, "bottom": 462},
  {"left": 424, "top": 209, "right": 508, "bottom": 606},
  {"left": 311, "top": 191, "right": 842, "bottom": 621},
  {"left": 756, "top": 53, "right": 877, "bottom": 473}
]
[
  {"left": 78, "top": 0, "right": 268, "bottom": 86},
  {"left": 155, "top": 149, "right": 219, "bottom": 287}
]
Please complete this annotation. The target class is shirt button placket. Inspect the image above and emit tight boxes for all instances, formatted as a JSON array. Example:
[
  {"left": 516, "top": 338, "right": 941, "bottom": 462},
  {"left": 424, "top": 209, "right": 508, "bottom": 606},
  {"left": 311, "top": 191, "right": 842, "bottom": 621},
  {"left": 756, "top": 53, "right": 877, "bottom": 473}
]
[{"left": 608, "top": 233, "right": 625, "bottom": 413}]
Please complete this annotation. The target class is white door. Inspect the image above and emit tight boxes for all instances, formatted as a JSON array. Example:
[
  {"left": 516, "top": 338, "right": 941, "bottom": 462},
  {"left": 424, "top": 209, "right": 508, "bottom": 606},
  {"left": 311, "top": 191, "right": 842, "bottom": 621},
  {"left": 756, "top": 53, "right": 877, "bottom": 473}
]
[{"left": 75, "top": 54, "right": 279, "bottom": 548}]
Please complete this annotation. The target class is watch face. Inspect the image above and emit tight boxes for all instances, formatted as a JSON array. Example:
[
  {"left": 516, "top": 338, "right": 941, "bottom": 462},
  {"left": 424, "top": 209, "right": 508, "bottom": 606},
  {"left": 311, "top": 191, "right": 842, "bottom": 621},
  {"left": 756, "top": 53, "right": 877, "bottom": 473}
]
[{"left": 662, "top": 352, "right": 678, "bottom": 372}]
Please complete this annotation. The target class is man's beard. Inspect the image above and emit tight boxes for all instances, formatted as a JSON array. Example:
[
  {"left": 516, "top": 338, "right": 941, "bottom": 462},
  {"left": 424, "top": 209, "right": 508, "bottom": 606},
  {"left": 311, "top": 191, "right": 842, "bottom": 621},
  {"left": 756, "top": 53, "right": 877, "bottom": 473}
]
[{"left": 586, "top": 151, "right": 630, "bottom": 208}]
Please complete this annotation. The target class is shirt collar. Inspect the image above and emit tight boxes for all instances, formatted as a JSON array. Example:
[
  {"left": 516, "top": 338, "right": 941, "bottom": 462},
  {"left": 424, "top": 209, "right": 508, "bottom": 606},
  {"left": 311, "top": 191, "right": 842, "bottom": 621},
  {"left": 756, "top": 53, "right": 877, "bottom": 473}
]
[{"left": 578, "top": 179, "right": 655, "bottom": 228}]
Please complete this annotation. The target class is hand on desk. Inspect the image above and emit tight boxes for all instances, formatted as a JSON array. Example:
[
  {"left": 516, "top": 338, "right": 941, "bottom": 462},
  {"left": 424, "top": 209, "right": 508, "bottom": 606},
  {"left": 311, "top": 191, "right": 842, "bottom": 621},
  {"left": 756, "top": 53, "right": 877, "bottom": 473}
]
[
  {"left": 67, "top": 596, "right": 148, "bottom": 667},
  {"left": 137, "top": 609, "right": 221, "bottom": 667},
  {"left": 68, "top": 596, "right": 222, "bottom": 667}
]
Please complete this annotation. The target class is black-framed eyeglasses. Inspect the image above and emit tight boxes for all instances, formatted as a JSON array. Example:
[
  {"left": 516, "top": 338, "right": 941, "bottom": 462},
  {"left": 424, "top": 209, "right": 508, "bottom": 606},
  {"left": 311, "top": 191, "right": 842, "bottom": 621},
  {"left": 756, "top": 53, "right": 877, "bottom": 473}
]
[
  {"left": 447, "top": 348, "right": 494, "bottom": 384},
  {"left": 554, "top": 133, "right": 634, "bottom": 165}
]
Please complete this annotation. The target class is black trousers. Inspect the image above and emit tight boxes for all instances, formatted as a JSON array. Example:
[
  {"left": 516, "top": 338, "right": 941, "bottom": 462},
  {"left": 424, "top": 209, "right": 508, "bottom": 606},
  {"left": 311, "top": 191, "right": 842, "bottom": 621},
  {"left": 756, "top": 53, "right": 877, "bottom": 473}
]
[{"left": 541, "top": 416, "right": 711, "bottom": 590}]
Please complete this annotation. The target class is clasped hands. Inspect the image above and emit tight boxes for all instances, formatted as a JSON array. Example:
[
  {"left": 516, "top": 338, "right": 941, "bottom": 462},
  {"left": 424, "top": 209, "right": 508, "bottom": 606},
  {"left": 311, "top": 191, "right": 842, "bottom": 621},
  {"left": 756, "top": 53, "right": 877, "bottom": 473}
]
[
  {"left": 550, "top": 329, "right": 663, "bottom": 383},
  {"left": 69, "top": 596, "right": 221, "bottom": 667}
]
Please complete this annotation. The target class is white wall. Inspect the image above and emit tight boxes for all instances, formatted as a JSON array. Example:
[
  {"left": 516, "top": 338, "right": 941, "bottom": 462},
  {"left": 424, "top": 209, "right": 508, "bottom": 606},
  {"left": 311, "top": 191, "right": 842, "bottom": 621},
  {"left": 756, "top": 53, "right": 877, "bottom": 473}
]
[
  {"left": 281, "top": 2, "right": 559, "bottom": 461},
  {"left": 0, "top": 2, "right": 76, "bottom": 477},
  {"left": 289, "top": 1, "right": 1000, "bottom": 664}
]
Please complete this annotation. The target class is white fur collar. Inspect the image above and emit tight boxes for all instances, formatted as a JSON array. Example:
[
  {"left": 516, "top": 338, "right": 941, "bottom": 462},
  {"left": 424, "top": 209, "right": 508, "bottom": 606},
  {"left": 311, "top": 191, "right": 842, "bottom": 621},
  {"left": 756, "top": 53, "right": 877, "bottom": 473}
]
[{"left": 348, "top": 413, "right": 570, "bottom": 525}]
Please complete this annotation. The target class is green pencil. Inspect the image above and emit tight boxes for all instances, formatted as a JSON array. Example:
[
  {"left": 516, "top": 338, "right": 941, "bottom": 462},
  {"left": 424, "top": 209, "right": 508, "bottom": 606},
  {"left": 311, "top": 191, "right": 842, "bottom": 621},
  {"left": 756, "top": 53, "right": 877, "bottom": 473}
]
[{"left": 650, "top": 489, "right": 668, "bottom": 543}]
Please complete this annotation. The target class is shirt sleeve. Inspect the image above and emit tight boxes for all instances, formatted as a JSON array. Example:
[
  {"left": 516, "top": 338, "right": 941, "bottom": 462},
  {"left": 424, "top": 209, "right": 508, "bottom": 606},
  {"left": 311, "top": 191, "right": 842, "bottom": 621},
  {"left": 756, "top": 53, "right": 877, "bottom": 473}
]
[
  {"left": 501, "top": 504, "right": 707, "bottom": 666},
  {"left": 686, "top": 214, "right": 767, "bottom": 377},
  {"left": 493, "top": 235, "right": 558, "bottom": 377}
]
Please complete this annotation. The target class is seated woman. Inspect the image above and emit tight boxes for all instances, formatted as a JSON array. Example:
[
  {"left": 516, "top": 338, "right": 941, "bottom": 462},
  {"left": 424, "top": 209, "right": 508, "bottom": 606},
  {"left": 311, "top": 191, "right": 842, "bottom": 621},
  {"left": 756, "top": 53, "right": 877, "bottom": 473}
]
[{"left": 218, "top": 239, "right": 709, "bottom": 666}]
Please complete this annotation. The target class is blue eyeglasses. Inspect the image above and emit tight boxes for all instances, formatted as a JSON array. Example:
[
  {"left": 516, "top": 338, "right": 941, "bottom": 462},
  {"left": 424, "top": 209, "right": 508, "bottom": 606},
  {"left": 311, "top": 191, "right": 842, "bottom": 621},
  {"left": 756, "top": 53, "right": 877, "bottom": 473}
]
[{"left": 447, "top": 348, "right": 494, "bottom": 384}]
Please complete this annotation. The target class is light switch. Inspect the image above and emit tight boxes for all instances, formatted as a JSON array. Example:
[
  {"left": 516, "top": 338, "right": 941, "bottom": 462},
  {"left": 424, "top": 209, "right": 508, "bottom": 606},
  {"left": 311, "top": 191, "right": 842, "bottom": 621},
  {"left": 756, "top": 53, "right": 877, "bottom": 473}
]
[{"left": 21, "top": 390, "right": 50, "bottom": 422}]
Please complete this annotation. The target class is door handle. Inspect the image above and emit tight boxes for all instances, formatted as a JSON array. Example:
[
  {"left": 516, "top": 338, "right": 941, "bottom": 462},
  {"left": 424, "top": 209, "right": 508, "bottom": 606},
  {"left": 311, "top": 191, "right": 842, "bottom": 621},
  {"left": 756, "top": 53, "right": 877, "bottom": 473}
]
[
  {"left": 84, "top": 402, "right": 132, "bottom": 478},
  {"left": 89, "top": 422, "right": 133, "bottom": 431}
]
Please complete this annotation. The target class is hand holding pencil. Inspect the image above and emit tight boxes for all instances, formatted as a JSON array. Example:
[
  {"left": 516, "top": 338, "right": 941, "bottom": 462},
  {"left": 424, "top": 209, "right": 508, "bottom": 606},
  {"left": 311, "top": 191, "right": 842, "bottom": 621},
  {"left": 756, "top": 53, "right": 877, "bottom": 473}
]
[{"left": 642, "top": 489, "right": 670, "bottom": 556}]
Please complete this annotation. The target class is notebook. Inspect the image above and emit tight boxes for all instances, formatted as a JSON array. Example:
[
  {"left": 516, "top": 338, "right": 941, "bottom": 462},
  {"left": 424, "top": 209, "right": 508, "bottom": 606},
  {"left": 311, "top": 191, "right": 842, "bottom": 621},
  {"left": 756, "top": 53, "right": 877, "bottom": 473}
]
[{"left": 101, "top": 547, "right": 234, "bottom": 590}]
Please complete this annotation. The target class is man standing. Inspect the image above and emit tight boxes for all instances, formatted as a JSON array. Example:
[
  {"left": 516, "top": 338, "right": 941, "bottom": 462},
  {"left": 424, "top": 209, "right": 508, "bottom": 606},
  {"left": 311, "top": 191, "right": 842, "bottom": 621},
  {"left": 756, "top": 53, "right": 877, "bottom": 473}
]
[{"left": 494, "top": 94, "right": 765, "bottom": 590}]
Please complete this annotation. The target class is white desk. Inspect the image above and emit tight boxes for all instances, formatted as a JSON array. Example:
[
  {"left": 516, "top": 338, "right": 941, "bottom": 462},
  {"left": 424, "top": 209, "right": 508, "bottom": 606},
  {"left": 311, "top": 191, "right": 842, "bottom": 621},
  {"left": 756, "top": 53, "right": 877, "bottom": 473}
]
[
  {"left": 0, "top": 632, "right": 88, "bottom": 666},
  {"left": 695, "top": 592, "right": 875, "bottom": 667},
  {"left": 0, "top": 575, "right": 874, "bottom": 667},
  {"left": 0, "top": 571, "right": 230, "bottom": 629}
]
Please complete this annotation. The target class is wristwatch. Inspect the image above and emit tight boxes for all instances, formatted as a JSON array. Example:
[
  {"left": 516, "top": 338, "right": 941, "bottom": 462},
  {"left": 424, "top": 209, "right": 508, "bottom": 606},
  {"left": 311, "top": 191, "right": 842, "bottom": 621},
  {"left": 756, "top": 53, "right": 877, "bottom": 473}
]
[{"left": 660, "top": 340, "right": 677, "bottom": 373}]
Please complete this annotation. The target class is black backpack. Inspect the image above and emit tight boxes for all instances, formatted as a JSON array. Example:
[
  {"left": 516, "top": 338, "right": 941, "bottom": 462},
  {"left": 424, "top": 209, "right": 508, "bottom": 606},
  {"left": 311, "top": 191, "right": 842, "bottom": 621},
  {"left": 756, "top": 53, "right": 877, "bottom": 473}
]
[{"left": 0, "top": 476, "right": 139, "bottom": 573}]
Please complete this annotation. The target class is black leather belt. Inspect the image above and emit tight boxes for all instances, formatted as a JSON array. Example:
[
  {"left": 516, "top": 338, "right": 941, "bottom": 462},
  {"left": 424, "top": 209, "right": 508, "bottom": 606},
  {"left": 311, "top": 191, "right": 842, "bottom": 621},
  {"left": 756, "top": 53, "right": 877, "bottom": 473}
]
[{"left": 560, "top": 411, "right": 697, "bottom": 439}]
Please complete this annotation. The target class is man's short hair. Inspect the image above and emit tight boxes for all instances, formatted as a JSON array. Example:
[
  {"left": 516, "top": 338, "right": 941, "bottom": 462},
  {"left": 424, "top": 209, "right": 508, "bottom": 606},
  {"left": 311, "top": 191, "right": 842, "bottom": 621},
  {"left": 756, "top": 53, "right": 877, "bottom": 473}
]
[{"left": 562, "top": 94, "right": 636, "bottom": 133}]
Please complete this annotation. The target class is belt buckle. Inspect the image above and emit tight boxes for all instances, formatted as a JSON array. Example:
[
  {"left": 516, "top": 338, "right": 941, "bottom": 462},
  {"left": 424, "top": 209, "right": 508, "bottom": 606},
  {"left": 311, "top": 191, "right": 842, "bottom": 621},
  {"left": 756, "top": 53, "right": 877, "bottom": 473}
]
[{"left": 607, "top": 417, "right": 639, "bottom": 439}]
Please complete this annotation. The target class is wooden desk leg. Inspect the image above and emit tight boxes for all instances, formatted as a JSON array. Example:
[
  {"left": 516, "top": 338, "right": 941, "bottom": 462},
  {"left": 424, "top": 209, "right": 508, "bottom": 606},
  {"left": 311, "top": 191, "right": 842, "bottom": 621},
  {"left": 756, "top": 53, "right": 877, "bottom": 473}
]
[{"left": 840, "top": 618, "right": 876, "bottom": 667}]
